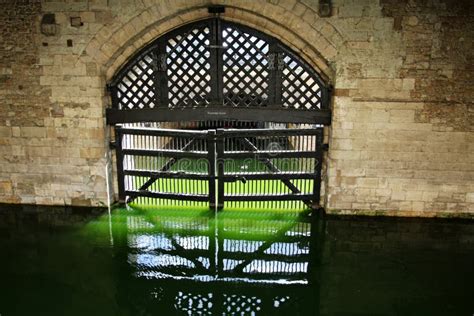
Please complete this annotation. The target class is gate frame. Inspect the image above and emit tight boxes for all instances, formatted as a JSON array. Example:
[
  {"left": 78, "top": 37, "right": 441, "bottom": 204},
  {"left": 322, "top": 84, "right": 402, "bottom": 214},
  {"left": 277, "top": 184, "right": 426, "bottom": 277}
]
[{"left": 113, "top": 125, "right": 325, "bottom": 211}]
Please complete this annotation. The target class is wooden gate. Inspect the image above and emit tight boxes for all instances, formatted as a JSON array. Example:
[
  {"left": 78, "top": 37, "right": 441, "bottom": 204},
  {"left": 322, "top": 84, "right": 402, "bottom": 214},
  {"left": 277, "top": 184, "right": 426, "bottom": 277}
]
[{"left": 113, "top": 125, "right": 324, "bottom": 210}]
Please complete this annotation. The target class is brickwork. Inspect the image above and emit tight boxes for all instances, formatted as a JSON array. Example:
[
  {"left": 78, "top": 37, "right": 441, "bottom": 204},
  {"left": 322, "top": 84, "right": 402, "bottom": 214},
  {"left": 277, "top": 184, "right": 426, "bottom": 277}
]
[
  {"left": 0, "top": 0, "right": 472, "bottom": 217},
  {"left": 0, "top": 0, "right": 107, "bottom": 206}
]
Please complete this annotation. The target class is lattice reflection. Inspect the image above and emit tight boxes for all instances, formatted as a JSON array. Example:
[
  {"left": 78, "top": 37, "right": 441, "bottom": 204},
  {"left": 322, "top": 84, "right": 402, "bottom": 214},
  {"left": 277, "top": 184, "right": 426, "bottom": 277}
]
[{"left": 122, "top": 209, "right": 318, "bottom": 315}]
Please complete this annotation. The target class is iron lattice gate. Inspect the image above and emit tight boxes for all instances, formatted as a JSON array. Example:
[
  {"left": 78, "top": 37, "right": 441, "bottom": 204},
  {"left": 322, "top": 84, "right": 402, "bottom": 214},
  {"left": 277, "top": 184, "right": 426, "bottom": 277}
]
[
  {"left": 106, "top": 18, "right": 331, "bottom": 126},
  {"left": 114, "top": 125, "right": 324, "bottom": 210}
]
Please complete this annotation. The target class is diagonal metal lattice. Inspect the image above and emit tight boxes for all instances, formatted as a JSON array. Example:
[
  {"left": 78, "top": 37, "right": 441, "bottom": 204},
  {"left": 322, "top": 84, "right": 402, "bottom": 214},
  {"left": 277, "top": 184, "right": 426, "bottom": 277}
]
[
  {"left": 222, "top": 25, "right": 270, "bottom": 107},
  {"left": 166, "top": 26, "right": 212, "bottom": 108},
  {"left": 116, "top": 50, "right": 157, "bottom": 110},
  {"left": 109, "top": 18, "right": 330, "bottom": 116},
  {"left": 281, "top": 53, "right": 323, "bottom": 110}
]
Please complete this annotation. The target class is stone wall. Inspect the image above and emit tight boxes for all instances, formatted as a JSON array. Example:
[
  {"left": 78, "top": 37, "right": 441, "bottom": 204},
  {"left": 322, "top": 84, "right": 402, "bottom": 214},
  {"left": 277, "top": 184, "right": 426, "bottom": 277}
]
[
  {"left": 327, "top": 0, "right": 473, "bottom": 217},
  {"left": 0, "top": 0, "right": 472, "bottom": 217},
  {"left": 0, "top": 0, "right": 107, "bottom": 206}
]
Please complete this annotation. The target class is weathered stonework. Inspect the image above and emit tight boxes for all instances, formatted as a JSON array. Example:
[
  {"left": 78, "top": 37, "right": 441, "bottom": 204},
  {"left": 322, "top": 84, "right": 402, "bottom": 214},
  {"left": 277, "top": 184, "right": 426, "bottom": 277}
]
[{"left": 0, "top": 0, "right": 472, "bottom": 217}]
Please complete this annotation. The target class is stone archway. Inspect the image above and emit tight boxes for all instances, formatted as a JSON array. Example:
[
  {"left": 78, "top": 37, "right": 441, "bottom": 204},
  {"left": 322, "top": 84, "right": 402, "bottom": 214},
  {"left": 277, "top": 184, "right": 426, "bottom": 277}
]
[
  {"left": 82, "top": 2, "right": 339, "bottom": 83},
  {"left": 80, "top": 2, "right": 339, "bottom": 208},
  {"left": 102, "top": 13, "right": 334, "bottom": 209}
]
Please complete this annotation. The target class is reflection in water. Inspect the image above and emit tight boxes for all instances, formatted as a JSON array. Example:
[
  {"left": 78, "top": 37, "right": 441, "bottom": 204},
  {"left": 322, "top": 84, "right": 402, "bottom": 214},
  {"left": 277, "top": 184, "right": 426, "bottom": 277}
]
[
  {"left": 117, "top": 206, "right": 321, "bottom": 315},
  {"left": 0, "top": 205, "right": 473, "bottom": 316}
]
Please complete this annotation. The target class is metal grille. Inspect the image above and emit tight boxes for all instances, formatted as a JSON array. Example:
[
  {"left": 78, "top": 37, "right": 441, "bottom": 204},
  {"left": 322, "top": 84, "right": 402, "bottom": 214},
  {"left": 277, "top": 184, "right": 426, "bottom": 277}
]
[
  {"left": 107, "top": 18, "right": 331, "bottom": 125},
  {"left": 166, "top": 25, "right": 212, "bottom": 107},
  {"left": 116, "top": 49, "right": 157, "bottom": 110},
  {"left": 282, "top": 53, "right": 323, "bottom": 110},
  {"left": 223, "top": 25, "right": 269, "bottom": 107}
]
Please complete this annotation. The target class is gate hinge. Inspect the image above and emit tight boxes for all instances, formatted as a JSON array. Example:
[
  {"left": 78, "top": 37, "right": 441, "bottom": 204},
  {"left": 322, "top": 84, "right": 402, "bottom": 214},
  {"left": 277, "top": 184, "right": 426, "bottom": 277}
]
[
  {"left": 109, "top": 141, "right": 117, "bottom": 149},
  {"left": 323, "top": 144, "right": 329, "bottom": 151}
]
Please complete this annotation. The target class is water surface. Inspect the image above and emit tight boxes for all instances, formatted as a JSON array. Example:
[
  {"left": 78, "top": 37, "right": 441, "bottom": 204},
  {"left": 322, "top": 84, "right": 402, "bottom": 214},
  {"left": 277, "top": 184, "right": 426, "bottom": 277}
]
[{"left": 0, "top": 205, "right": 472, "bottom": 315}]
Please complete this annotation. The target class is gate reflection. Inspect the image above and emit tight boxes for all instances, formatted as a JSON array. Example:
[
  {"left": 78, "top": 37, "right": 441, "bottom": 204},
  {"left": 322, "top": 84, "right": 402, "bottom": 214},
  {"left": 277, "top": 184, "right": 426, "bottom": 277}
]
[{"left": 114, "top": 207, "right": 323, "bottom": 315}]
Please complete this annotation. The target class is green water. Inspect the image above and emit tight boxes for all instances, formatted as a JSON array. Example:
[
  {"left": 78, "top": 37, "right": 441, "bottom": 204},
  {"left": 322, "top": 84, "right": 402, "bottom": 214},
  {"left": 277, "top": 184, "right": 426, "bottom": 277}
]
[{"left": 0, "top": 205, "right": 473, "bottom": 316}]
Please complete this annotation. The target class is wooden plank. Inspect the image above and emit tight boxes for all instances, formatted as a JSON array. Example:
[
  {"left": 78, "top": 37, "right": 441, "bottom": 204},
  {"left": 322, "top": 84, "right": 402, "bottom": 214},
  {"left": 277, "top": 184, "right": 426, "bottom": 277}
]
[
  {"left": 237, "top": 137, "right": 312, "bottom": 208},
  {"left": 126, "top": 190, "right": 209, "bottom": 202},
  {"left": 114, "top": 126, "right": 126, "bottom": 202},
  {"left": 224, "top": 193, "right": 314, "bottom": 201},
  {"left": 119, "top": 127, "right": 208, "bottom": 138},
  {"left": 208, "top": 130, "right": 217, "bottom": 209},
  {"left": 126, "top": 138, "right": 197, "bottom": 204},
  {"left": 218, "top": 127, "right": 321, "bottom": 137},
  {"left": 222, "top": 172, "right": 315, "bottom": 181},
  {"left": 124, "top": 169, "right": 210, "bottom": 180},
  {"left": 122, "top": 148, "right": 207, "bottom": 159},
  {"left": 222, "top": 150, "right": 316, "bottom": 159},
  {"left": 216, "top": 129, "right": 225, "bottom": 209},
  {"left": 106, "top": 107, "right": 331, "bottom": 125}
]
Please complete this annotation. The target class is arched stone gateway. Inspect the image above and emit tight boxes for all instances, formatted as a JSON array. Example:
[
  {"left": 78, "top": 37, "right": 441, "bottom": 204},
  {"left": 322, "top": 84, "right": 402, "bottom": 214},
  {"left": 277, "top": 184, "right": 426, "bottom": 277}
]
[{"left": 107, "top": 18, "right": 331, "bottom": 211}]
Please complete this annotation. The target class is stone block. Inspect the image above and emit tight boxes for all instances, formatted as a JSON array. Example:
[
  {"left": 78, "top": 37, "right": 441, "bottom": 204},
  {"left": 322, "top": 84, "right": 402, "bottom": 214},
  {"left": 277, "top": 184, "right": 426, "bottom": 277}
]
[
  {"left": 422, "top": 191, "right": 439, "bottom": 202},
  {"left": 21, "top": 127, "right": 46, "bottom": 138},
  {"left": 80, "top": 11, "right": 96, "bottom": 23},
  {"left": 357, "top": 178, "right": 379, "bottom": 188},
  {"left": 391, "top": 190, "right": 406, "bottom": 201},
  {"left": 330, "top": 150, "right": 361, "bottom": 160},
  {"left": 467, "top": 193, "right": 474, "bottom": 204},
  {"left": 389, "top": 110, "right": 415, "bottom": 123},
  {"left": 0, "top": 127, "right": 12, "bottom": 137},
  {"left": 0, "top": 180, "right": 13, "bottom": 195},
  {"left": 80, "top": 147, "right": 104, "bottom": 159}
]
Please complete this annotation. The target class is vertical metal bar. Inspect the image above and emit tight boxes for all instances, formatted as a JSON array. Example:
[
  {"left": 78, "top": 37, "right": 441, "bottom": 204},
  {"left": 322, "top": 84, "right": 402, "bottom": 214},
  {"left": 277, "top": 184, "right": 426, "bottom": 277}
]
[
  {"left": 268, "top": 42, "right": 283, "bottom": 107},
  {"left": 108, "top": 84, "right": 121, "bottom": 110},
  {"left": 312, "top": 129, "right": 323, "bottom": 210},
  {"left": 209, "top": 18, "right": 223, "bottom": 105},
  {"left": 216, "top": 129, "right": 225, "bottom": 210},
  {"left": 114, "top": 126, "right": 126, "bottom": 203},
  {"left": 216, "top": 19, "right": 224, "bottom": 104},
  {"left": 322, "top": 84, "right": 332, "bottom": 111},
  {"left": 208, "top": 130, "right": 217, "bottom": 210},
  {"left": 156, "top": 38, "right": 169, "bottom": 107}
]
